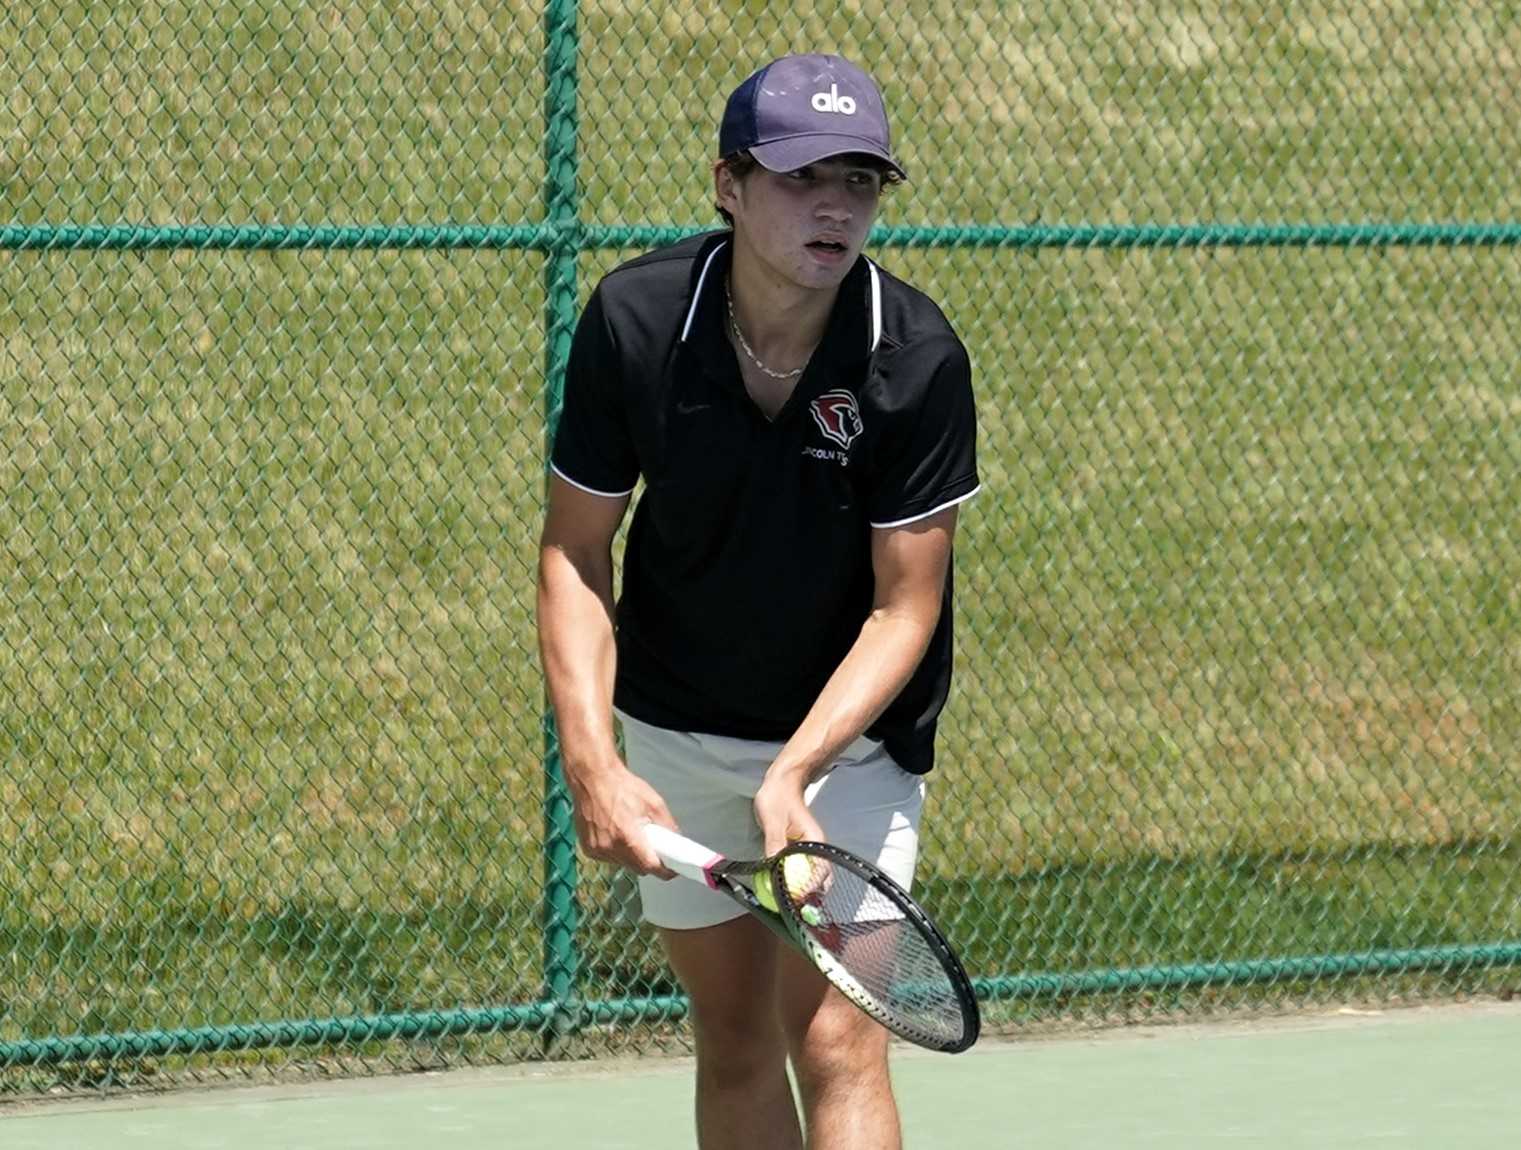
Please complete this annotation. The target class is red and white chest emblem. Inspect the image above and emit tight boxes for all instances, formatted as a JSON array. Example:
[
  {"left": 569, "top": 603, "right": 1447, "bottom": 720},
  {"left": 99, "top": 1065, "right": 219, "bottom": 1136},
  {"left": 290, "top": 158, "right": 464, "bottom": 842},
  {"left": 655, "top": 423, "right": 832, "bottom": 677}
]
[{"left": 809, "top": 390, "right": 864, "bottom": 449}]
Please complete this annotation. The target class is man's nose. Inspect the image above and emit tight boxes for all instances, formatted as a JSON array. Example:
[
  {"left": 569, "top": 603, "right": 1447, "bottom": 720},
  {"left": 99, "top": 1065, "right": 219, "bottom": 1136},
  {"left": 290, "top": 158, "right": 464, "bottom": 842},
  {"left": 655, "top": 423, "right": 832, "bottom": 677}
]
[{"left": 815, "top": 192, "right": 851, "bottom": 224}]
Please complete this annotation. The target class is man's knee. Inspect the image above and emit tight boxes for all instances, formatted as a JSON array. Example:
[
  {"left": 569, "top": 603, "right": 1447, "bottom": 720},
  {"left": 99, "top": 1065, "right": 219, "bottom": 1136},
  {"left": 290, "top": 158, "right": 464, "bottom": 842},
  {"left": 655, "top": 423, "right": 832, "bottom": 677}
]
[
  {"left": 661, "top": 919, "right": 788, "bottom": 1085},
  {"left": 689, "top": 994, "right": 787, "bottom": 1087},
  {"left": 786, "top": 995, "right": 890, "bottom": 1094}
]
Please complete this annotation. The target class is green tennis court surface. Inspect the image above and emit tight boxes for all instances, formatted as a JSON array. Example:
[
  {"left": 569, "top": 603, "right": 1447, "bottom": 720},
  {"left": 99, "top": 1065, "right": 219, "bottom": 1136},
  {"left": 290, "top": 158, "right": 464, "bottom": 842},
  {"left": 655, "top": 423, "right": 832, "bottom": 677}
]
[{"left": 4, "top": 1003, "right": 1515, "bottom": 1148}]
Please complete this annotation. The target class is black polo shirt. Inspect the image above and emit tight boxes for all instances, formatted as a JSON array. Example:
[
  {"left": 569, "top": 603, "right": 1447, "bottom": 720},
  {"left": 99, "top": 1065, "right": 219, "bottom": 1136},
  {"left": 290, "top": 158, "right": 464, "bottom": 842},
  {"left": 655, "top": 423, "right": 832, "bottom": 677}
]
[{"left": 550, "top": 232, "right": 978, "bottom": 774}]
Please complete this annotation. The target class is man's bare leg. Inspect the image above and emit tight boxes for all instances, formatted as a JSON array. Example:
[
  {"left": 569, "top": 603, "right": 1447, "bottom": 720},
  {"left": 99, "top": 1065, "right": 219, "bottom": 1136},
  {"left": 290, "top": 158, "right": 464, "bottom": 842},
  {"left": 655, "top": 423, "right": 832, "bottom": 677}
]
[
  {"left": 776, "top": 944, "right": 900, "bottom": 1150},
  {"left": 660, "top": 916, "right": 804, "bottom": 1150}
]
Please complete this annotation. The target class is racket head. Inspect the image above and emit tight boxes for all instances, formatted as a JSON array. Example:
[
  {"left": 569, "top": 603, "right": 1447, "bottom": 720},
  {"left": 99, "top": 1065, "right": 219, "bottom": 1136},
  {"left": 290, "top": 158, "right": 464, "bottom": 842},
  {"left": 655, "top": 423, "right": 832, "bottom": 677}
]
[{"left": 767, "top": 841, "right": 980, "bottom": 1054}]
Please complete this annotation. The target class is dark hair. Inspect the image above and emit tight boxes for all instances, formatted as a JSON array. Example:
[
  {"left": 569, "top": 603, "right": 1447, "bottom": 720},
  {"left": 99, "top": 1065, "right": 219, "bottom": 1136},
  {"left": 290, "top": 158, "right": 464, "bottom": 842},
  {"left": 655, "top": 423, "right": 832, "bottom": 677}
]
[
  {"left": 715, "top": 150, "right": 901, "bottom": 228},
  {"left": 715, "top": 151, "right": 762, "bottom": 227}
]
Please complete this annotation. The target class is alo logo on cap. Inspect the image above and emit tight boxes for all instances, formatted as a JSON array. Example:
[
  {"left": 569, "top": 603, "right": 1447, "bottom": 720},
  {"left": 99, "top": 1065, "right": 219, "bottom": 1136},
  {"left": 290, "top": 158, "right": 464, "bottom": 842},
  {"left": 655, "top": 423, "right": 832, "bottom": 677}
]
[{"left": 810, "top": 83, "right": 857, "bottom": 115}]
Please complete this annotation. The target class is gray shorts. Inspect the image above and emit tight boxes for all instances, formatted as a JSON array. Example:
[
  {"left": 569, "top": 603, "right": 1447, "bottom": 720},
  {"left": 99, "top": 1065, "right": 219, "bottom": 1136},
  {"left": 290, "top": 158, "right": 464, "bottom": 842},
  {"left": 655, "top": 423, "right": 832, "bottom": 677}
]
[{"left": 616, "top": 709, "right": 926, "bottom": 931}]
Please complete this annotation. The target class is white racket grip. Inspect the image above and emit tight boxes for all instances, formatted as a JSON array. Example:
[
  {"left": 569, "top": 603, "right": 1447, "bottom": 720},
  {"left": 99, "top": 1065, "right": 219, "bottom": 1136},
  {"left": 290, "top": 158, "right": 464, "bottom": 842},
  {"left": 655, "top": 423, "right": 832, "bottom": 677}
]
[{"left": 643, "top": 824, "right": 724, "bottom": 886}]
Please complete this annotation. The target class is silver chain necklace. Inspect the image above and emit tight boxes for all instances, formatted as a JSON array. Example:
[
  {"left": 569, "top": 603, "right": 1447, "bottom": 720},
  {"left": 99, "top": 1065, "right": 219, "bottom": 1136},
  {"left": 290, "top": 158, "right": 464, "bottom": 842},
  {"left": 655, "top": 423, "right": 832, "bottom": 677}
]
[{"left": 726, "top": 285, "right": 805, "bottom": 381}]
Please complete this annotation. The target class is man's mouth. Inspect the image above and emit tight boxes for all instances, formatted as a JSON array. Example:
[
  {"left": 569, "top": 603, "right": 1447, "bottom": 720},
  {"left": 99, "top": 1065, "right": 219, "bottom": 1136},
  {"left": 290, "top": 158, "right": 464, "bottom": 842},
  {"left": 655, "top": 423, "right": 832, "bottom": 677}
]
[{"left": 807, "top": 239, "right": 849, "bottom": 254}]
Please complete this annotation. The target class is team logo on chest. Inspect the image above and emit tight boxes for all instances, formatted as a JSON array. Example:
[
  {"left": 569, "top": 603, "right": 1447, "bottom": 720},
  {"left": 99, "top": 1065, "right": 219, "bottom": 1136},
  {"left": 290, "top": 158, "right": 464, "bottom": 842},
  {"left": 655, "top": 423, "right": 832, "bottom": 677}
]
[{"left": 809, "top": 390, "right": 864, "bottom": 449}]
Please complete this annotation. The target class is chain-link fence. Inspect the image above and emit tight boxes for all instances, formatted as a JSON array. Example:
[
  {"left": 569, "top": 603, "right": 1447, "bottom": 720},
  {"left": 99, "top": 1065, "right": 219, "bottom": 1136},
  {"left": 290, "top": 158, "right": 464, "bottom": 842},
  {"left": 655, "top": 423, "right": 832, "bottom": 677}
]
[{"left": 3, "top": 1, "right": 1519, "bottom": 1096}]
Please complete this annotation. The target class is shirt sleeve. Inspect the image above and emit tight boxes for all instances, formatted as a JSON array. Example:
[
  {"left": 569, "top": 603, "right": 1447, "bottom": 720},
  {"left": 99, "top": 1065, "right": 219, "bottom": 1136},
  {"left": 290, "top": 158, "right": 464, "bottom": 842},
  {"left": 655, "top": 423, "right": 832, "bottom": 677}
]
[
  {"left": 866, "top": 336, "right": 980, "bottom": 528},
  {"left": 549, "top": 286, "right": 640, "bottom": 497}
]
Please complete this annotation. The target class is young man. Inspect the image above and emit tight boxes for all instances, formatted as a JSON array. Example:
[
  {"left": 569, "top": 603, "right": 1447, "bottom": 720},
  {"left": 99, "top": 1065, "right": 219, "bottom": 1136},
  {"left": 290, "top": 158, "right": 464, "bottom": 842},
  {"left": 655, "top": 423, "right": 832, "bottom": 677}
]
[{"left": 537, "top": 53, "right": 978, "bottom": 1150}]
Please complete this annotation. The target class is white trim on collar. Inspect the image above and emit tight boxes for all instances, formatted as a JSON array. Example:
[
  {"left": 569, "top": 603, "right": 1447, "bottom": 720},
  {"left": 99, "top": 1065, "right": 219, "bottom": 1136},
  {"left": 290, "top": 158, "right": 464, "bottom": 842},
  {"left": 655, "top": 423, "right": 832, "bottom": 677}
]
[
  {"left": 680, "top": 241, "right": 728, "bottom": 343},
  {"left": 867, "top": 259, "right": 882, "bottom": 352}
]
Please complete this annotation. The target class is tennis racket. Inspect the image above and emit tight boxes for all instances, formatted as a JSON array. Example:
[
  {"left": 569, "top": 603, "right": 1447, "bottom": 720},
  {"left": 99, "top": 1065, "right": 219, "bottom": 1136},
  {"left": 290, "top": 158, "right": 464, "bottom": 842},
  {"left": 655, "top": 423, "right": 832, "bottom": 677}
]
[{"left": 643, "top": 823, "right": 980, "bottom": 1054}]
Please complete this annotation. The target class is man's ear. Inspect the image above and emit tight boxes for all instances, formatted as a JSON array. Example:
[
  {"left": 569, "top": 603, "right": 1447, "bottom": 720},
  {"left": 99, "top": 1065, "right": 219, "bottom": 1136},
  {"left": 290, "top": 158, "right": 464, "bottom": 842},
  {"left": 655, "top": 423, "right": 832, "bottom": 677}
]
[{"left": 714, "top": 161, "right": 741, "bottom": 218}]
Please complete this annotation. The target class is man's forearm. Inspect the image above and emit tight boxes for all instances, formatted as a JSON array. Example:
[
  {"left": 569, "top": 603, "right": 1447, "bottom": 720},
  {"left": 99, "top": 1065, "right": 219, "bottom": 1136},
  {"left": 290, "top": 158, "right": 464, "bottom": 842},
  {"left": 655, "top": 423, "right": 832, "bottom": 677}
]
[
  {"left": 536, "top": 536, "right": 677, "bottom": 875},
  {"left": 537, "top": 545, "right": 622, "bottom": 782},
  {"left": 769, "top": 606, "right": 936, "bottom": 783}
]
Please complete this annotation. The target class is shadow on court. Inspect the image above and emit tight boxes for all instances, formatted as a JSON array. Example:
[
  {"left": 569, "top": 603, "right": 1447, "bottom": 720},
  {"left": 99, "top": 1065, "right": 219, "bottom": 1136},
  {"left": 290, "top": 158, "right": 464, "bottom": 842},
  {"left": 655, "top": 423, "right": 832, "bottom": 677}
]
[{"left": 3, "top": 1002, "right": 1516, "bottom": 1148}]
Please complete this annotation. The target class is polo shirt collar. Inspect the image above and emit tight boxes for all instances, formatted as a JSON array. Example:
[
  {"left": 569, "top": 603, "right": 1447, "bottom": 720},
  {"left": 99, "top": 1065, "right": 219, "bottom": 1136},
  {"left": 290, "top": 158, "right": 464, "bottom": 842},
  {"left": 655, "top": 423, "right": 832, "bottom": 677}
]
[{"left": 680, "top": 234, "right": 883, "bottom": 381}]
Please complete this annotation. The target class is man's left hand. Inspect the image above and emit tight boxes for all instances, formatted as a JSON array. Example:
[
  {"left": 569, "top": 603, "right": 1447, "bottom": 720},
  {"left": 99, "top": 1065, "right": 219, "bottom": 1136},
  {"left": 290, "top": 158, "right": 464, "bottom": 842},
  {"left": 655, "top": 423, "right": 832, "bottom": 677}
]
[{"left": 754, "top": 769, "right": 827, "bottom": 858}]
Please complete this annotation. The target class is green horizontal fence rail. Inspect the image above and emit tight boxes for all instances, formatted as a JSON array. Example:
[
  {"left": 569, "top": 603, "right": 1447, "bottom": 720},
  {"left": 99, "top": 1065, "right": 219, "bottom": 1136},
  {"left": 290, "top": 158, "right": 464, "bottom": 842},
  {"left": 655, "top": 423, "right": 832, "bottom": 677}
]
[
  {"left": 7, "top": 943, "right": 1521, "bottom": 1070},
  {"left": 6, "top": 222, "right": 1521, "bottom": 251},
  {"left": 3, "top": 1, "right": 1519, "bottom": 1092}
]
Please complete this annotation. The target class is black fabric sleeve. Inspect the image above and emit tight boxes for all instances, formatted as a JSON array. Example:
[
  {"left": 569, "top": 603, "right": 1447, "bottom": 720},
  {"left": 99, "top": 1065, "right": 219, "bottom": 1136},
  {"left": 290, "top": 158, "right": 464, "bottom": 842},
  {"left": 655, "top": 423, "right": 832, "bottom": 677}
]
[
  {"left": 549, "top": 287, "right": 640, "bottom": 496},
  {"left": 867, "top": 337, "right": 979, "bottom": 527}
]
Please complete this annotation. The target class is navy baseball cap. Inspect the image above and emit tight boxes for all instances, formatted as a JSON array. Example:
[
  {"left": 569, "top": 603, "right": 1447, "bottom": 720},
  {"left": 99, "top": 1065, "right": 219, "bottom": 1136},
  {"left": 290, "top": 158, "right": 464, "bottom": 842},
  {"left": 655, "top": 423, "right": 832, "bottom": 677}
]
[{"left": 719, "top": 54, "right": 907, "bottom": 180}]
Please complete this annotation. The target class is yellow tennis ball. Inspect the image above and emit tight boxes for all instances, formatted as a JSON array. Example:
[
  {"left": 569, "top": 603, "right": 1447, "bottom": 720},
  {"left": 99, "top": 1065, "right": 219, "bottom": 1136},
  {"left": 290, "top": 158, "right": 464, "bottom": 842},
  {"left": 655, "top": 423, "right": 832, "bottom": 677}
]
[
  {"left": 781, "top": 853, "right": 815, "bottom": 897},
  {"left": 752, "top": 870, "right": 779, "bottom": 912}
]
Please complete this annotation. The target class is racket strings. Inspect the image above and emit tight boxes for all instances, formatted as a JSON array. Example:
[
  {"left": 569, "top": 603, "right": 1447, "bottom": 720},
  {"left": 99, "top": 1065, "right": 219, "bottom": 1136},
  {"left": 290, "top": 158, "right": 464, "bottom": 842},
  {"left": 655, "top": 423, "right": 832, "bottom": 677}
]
[{"left": 781, "top": 857, "right": 969, "bottom": 1048}]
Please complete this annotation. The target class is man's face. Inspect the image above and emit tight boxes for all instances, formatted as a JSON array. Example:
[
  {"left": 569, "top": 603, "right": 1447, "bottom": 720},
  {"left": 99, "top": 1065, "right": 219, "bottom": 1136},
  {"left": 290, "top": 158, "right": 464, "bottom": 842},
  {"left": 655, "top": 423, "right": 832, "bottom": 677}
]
[{"left": 716, "top": 157, "right": 884, "bottom": 292}]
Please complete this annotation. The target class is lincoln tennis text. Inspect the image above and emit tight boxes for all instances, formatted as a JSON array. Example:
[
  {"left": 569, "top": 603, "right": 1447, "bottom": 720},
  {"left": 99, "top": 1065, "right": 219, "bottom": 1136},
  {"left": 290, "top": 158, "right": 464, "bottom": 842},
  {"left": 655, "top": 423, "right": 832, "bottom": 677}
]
[{"left": 802, "top": 446, "right": 850, "bottom": 465}]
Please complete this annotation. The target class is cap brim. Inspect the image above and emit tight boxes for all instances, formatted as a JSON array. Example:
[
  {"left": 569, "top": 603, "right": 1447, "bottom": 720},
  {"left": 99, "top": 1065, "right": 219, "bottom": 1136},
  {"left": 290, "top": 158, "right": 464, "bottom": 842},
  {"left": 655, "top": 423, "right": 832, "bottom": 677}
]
[{"left": 750, "top": 135, "right": 908, "bottom": 181}]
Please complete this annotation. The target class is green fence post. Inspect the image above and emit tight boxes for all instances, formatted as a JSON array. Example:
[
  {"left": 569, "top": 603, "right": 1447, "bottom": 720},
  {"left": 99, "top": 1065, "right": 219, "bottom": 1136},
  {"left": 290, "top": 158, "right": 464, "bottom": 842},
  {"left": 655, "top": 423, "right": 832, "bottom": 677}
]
[{"left": 541, "top": 0, "right": 581, "bottom": 1042}]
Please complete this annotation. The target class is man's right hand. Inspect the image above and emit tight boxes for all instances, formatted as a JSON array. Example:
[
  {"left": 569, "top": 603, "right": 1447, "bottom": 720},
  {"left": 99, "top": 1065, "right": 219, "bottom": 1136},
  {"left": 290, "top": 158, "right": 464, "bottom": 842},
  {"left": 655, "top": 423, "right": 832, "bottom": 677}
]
[{"left": 567, "top": 761, "right": 678, "bottom": 879}]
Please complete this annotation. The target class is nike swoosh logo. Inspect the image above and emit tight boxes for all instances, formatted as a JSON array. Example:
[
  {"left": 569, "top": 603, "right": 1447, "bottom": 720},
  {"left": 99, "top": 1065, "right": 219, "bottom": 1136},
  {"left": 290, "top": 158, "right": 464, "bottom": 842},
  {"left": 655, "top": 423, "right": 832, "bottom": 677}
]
[{"left": 675, "top": 401, "right": 711, "bottom": 414}]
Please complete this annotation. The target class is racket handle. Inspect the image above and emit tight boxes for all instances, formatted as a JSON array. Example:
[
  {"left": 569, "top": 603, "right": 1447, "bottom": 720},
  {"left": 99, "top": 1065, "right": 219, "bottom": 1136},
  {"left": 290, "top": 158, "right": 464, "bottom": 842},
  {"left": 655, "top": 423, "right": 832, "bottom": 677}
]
[{"left": 643, "top": 823, "right": 724, "bottom": 885}]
